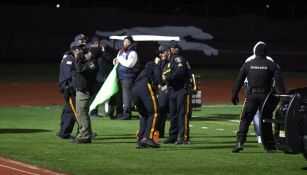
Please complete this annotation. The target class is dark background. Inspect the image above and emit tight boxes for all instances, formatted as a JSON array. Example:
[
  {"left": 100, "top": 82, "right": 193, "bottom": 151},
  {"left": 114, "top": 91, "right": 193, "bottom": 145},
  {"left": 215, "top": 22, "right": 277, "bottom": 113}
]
[{"left": 1, "top": 0, "right": 307, "bottom": 71}]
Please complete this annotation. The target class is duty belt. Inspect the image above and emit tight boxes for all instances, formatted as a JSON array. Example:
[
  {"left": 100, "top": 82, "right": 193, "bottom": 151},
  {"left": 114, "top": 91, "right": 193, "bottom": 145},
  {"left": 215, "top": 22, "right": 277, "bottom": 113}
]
[{"left": 251, "top": 88, "right": 268, "bottom": 93}]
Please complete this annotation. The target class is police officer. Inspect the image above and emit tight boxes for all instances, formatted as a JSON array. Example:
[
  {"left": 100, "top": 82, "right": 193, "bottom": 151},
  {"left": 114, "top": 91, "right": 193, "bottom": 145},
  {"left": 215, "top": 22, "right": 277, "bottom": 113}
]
[
  {"left": 159, "top": 45, "right": 191, "bottom": 145},
  {"left": 71, "top": 39, "right": 100, "bottom": 144},
  {"left": 133, "top": 61, "right": 160, "bottom": 148},
  {"left": 169, "top": 41, "right": 193, "bottom": 134},
  {"left": 231, "top": 42, "right": 286, "bottom": 152},
  {"left": 244, "top": 41, "right": 276, "bottom": 143},
  {"left": 56, "top": 34, "right": 88, "bottom": 139},
  {"left": 155, "top": 53, "right": 169, "bottom": 138},
  {"left": 57, "top": 45, "right": 79, "bottom": 139}
]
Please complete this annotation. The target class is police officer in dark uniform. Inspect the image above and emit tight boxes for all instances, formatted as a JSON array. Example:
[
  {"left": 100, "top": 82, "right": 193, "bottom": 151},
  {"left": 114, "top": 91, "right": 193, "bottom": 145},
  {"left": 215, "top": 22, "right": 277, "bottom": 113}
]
[
  {"left": 133, "top": 61, "right": 160, "bottom": 148},
  {"left": 57, "top": 34, "right": 88, "bottom": 139},
  {"left": 159, "top": 45, "right": 191, "bottom": 145},
  {"left": 57, "top": 47, "right": 78, "bottom": 139},
  {"left": 231, "top": 42, "right": 286, "bottom": 152},
  {"left": 169, "top": 41, "right": 193, "bottom": 134},
  {"left": 156, "top": 54, "right": 169, "bottom": 138}
]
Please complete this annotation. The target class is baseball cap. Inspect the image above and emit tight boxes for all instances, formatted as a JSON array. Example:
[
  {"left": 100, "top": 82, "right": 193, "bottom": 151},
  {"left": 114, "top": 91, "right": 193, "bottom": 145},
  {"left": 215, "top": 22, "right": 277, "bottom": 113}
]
[
  {"left": 157, "top": 45, "right": 169, "bottom": 53},
  {"left": 70, "top": 40, "right": 86, "bottom": 50},
  {"left": 168, "top": 40, "right": 179, "bottom": 48},
  {"left": 74, "top": 34, "right": 88, "bottom": 41}
]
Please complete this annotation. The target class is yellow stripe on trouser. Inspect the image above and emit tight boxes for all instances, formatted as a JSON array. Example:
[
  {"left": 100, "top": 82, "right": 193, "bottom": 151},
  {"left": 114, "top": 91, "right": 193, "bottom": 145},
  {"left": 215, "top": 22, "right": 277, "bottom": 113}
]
[
  {"left": 147, "top": 83, "right": 158, "bottom": 139},
  {"left": 69, "top": 97, "right": 79, "bottom": 124},
  {"left": 184, "top": 94, "right": 190, "bottom": 141},
  {"left": 239, "top": 97, "right": 247, "bottom": 120},
  {"left": 237, "top": 97, "right": 247, "bottom": 133}
]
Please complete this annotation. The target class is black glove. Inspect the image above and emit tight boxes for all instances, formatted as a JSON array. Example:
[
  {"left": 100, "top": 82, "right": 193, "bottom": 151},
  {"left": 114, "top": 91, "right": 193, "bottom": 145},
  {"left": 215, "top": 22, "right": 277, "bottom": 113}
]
[
  {"left": 231, "top": 94, "right": 239, "bottom": 105},
  {"left": 89, "top": 46, "right": 102, "bottom": 58}
]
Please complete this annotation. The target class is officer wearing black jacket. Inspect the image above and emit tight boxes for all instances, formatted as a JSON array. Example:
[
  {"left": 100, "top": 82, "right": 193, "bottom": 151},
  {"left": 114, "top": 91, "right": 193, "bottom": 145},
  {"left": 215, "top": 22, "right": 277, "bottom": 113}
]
[
  {"left": 156, "top": 54, "right": 169, "bottom": 138},
  {"left": 159, "top": 45, "right": 191, "bottom": 145},
  {"left": 133, "top": 61, "right": 160, "bottom": 148},
  {"left": 231, "top": 42, "right": 286, "bottom": 152},
  {"left": 71, "top": 40, "right": 100, "bottom": 144},
  {"left": 57, "top": 50, "right": 77, "bottom": 139}
]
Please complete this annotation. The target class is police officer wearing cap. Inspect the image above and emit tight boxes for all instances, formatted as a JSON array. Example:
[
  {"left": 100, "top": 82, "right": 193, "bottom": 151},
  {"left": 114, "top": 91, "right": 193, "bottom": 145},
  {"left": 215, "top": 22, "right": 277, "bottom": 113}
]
[
  {"left": 155, "top": 51, "right": 169, "bottom": 139},
  {"left": 231, "top": 42, "right": 286, "bottom": 153},
  {"left": 133, "top": 61, "right": 160, "bottom": 149},
  {"left": 71, "top": 39, "right": 100, "bottom": 144},
  {"left": 159, "top": 44, "right": 191, "bottom": 145},
  {"left": 56, "top": 34, "right": 88, "bottom": 139},
  {"left": 169, "top": 40, "right": 193, "bottom": 137},
  {"left": 57, "top": 42, "right": 80, "bottom": 139}
]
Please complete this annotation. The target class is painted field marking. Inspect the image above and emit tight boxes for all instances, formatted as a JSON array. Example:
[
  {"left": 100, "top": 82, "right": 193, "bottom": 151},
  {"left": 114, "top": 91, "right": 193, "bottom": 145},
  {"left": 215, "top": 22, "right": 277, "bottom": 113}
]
[
  {"left": 216, "top": 129, "right": 225, "bottom": 131},
  {"left": 206, "top": 121, "right": 237, "bottom": 126},
  {"left": 201, "top": 126, "right": 208, "bottom": 129},
  {"left": 0, "top": 164, "right": 39, "bottom": 175},
  {"left": 202, "top": 105, "right": 243, "bottom": 108},
  {"left": 0, "top": 157, "right": 68, "bottom": 175}
]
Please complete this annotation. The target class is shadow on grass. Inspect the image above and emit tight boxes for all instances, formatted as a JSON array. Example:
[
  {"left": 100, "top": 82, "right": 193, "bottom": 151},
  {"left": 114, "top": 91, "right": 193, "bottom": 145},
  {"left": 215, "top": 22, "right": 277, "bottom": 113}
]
[
  {"left": 191, "top": 114, "right": 239, "bottom": 121},
  {"left": 156, "top": 144, "right": 258, "bottom": 151},
  {"left": 94, "top": 136, "right": 136, "bottom": 140},
  {"left": 0, "top": 128, "right": 51, "bottom": 134},
  {"left": 301, "top": 167, "right": 307, "bottom": 170},
  {"left": 92, "top": 141, "right": 136, "bottom": 144}
]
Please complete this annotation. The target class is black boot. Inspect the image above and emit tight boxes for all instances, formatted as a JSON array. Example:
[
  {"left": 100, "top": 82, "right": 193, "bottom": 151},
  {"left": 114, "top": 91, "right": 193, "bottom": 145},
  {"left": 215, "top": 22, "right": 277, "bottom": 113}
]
[
  {"left": 141, "top": 138, "right": 160, "bottom": 148},
  {"left": 232, "top": 142, "right": 244, "bottom": 153}
]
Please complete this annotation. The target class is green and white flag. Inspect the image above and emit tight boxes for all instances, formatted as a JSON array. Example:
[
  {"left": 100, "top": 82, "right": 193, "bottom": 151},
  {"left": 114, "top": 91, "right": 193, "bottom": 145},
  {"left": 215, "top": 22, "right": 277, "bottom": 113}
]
[{"left": 89, "top": 64, "right": 119, "bottom": 112}]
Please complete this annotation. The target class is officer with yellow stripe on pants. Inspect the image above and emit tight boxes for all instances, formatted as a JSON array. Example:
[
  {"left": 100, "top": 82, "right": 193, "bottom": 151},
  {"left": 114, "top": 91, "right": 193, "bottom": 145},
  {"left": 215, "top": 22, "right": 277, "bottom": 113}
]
[
  {"left": 159, "top": 45, "right": 191, "bottom": 145},
  {"left": 133, "top": 61, "right": 160, "bottom": 148}
]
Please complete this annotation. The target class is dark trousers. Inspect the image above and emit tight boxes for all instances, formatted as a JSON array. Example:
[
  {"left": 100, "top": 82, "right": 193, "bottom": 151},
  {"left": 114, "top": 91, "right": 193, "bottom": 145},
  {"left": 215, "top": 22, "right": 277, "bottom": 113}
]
[
  {"left": 132, "top": 82, "right": 159, "bottom": 142},
  {"left": 59, "top": 95, "right": 76, "bottom": 138},
  {"left": 120, "top": 79, "right": 134, "bottom": 117},
  {"left": 237, "top": 92, "right": 268, "bottom": 144},
  {"left": 168, "top": 88, "right": 189, "bottom": 141},
  {"left": 157, "top": 89, "right": 169, "bottom": 137}
]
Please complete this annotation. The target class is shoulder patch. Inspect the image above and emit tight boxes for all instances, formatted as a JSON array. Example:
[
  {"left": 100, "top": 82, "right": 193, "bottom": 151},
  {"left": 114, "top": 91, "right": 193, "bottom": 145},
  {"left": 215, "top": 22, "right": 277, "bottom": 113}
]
[
  {"left": 63, "top": 54, "right": 68, "bottom": 59},
  {"left": 66, "top": 61, "right": 72, "bottom": 65},
  {"left": 174, "top": 57, "right": 182, "bottom": 63}
]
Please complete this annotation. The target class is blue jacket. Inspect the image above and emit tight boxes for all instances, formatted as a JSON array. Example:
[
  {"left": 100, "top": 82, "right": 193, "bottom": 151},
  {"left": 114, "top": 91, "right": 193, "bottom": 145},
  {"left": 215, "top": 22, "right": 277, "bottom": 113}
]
[
  {"left": 117, "top": 45, "right": 139, "bottom": 80},
  {"left": 59, "top": 51, "right": 74, "bottom": 93}
]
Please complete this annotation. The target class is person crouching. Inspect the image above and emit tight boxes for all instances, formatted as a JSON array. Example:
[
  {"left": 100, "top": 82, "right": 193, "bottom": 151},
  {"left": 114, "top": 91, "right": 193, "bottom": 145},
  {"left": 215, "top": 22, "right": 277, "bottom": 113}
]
[{"left": 133, "top": 61, "right": 160, "bottom": 149}]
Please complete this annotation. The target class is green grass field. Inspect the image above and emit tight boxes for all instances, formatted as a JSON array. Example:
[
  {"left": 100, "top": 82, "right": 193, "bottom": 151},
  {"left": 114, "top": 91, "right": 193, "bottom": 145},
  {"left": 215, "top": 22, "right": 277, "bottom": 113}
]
[{"left": 0, "top": 105, "right": 306, "bottom": 175}]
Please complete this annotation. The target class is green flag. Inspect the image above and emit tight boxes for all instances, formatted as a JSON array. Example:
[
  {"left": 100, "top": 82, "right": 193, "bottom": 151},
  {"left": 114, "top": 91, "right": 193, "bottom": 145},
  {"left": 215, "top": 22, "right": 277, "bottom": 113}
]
[{"left": 89, "top": 64, "right": 119, "bottom": 112}]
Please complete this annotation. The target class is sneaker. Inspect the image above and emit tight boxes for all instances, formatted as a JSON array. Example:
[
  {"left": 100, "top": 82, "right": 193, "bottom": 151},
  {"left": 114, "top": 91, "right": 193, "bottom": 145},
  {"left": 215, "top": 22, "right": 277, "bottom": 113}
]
[
  {"left": 110, "top": 115, "right": 118, "bottom": 120},
  {"left": 56, "top": 132, "right": 75, "bottom": 139},
  {"left": 257, "top": 136, "right": 262, "bottom": 144},
  {"left": 118, "top": 114, "right": 131, "bottom": 120},
  {"left": 264, "top": 148, "right": 276, "bottom": 153},
  {"left": 232, "top": 142, "right": 244, "bottom": 153},
  {"left": 136, "top": 141, "right": 148, "bottom": 149},
  {"left": 90, "top": 114, "right": 103, "bottom": 118},
  {"left": 72, "top": 138, "right": 91, "bottom": 144},
  {"left": 175, "top": 139, "right": 191, "bottom": 145},
  {"left": 91, "top": 132, "right": 98, "bottom": 139},
  {"left": 163, "top": 138, "right": 177, "bottom": 144}
]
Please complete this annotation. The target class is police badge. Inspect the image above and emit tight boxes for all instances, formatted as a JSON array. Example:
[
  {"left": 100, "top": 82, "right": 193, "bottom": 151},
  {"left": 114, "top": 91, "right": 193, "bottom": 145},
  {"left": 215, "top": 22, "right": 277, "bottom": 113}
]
[{"left": 174, "top": 57, "right": 182, "bottom": 63}]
